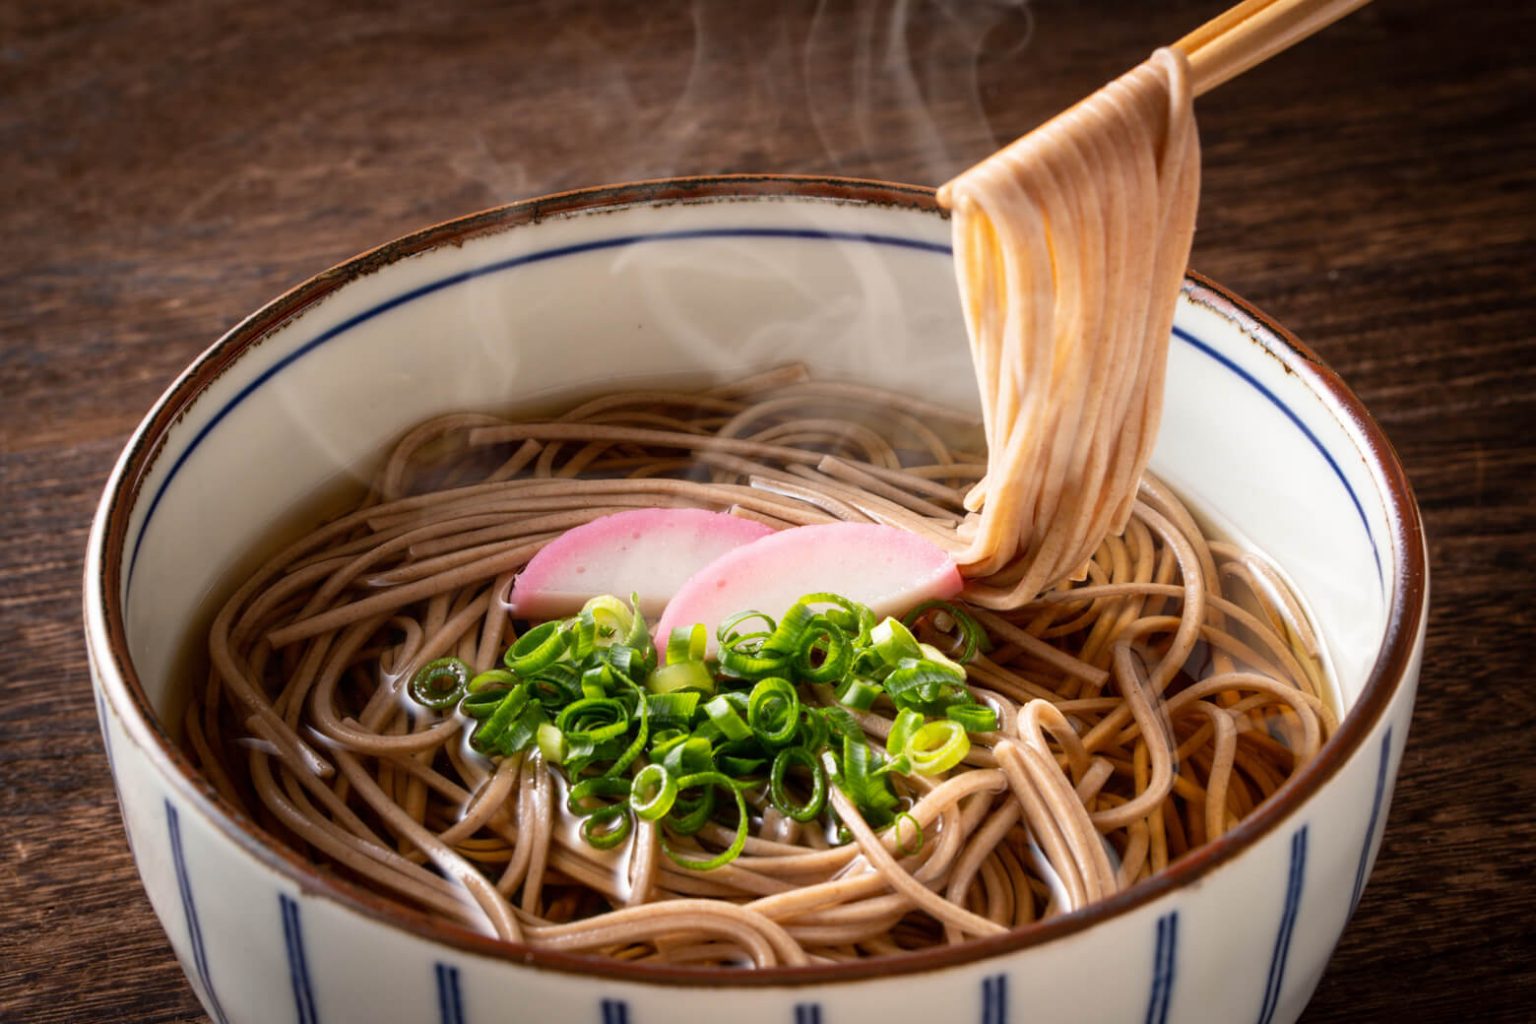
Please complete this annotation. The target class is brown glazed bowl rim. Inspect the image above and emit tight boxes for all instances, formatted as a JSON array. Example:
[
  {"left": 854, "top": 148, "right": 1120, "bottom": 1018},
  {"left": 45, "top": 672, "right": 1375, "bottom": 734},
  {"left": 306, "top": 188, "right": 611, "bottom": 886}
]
[{"left": 92, "top": 174, "right": 1426, "bottom": 987}]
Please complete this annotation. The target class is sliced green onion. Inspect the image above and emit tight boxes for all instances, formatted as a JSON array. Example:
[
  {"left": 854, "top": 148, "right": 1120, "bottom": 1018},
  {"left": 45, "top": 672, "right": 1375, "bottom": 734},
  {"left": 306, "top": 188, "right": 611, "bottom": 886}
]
[
  {"left": 884, "top": 657, "right": 969, "bottom": 713},
  {"left": 581, "top": 805, "right": 633, "bottom": 849},
  {"left": 946, "top": 703, "right": 998, "bottom": 733},
  {"left": 747, "top": 677, "right": 800, "bottom": 747},
  {"left": 717, "top": 752, "right": 767, "bottom": 777},
  {"left": 645, "top": 691, "right": 701, "bottom": 729},
  {"left": 703, "top": 693, "right": 752, "bottom": 742},
  {"left": 566, "top": 775, "right": 631, "bottom": 816},
  {"left": 832, "top": 727, "right": 901, "bottom": 825},
  {"left": 717, "top": 609, "right": 777, "bottom": 646},
  {"left": 666, "top": 624, "right": 707, "bottom": 666},
  {"left": 536, "top": 723, "right": 566, "bottom": 764},
  {"left": 794, "top": 616, "right": 852, "bottom": 683},
  {"left": 605, "top": 682, "right": 649, "bottom": 777},
  {"left": 869, "top": 617, "right": 922, "bottom": 666},
  {"left": 526, "top": 663, "right": 582, "bottom": 707},
  {"left": 470, "top": 684, "right": 530, "bottom": 752},
  {"left": 820, "top": 704, "right": 863, "bottom": 742},
  {"left": 624, "top": 593, "right": 651, "bottom": 651},
  {"left": 769, "top": 746, "right": 827, "bottom": 822},
  {"left": 503, "top": 621, "right": 566, "bottom": 674},
  {"left": 630, "top": 763, "right": 678, "bottom": 821},
  {"left": 794, "top": 592, "right": 873, "bottom": 637},
  {"left": 408, "top": 657, "right": 469, "bottom": 710},
  {"left": 662, "top": 772, "right": 748, "bottom": 870},
  {"left": 580, "top": 664, "right": 617, "bottom": 698},
  {"left": 885, "top": 708, "right": 924, "bottom": 759},
  {"left": 662, "top": 778, "right": 717, "bottom": 835},
  {"left": 797, "top": 706, "right": 830, "bottom": 753},
  {"left": 598, "top": 642, "right": 639, "bottom": 682},
  {"left": 460, "top": 687, "right": 509, "bottom": 721},
  {"left": 834, "top": 676, "right": 883, "bottom": 711},
  {"left": 717, "top": 640, "right": 788, "bottom": 680},
  {"left": 716, "top": 734, "right": 769, "bottom": 776},
  {"left": 905, "top": 719, "right": 970, "bottom": 775},
  {"left": 903, "top": 599, "right": 988, "bottom": 663},
  {"left": 763, "top": 600, "right": 816, "bottom": 655},
  {"left": 564, "top": 614, "right": 597, "bottom": 662},
  {"left": 556, "top": 697, "right": 629, "bottom": 744},
  {"left": 918, "top": 642, "right": 967, "bottom": 680},
  {"left": 581, "top": 595, "right": 634, "bottom": 646},
  {"left": 659, "top": 734, "right": 715, "bottom": 777},
  {"left": 496, "top": 703, "right": 547, "bottom": 756},
  {"left": 647, "top": 660, "right": 715, "bottom": 695},
  {"left": 467, "top": 668, "right": 518, "bottom": 693}
]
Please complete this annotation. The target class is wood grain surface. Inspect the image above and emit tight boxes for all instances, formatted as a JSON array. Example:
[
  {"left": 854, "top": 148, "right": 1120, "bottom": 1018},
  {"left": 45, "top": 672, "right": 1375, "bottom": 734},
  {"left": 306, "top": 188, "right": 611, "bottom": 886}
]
[{"left": 2, "top": 1, "right": 1532, "bottom": 1021}]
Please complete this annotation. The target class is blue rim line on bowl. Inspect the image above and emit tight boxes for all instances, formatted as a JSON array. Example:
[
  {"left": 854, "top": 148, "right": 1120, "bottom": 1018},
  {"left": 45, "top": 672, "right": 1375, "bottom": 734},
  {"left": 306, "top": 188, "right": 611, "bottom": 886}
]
[{"left": 122, "top": 231, "right": 1383, "bottom": 598}]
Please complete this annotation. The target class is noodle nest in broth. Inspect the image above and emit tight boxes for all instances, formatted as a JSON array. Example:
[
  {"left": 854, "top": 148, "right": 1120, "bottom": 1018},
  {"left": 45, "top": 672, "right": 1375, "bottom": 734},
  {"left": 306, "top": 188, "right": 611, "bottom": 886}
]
[{"left": 186, "top": 367, "right": 1336, "bottom": 968}]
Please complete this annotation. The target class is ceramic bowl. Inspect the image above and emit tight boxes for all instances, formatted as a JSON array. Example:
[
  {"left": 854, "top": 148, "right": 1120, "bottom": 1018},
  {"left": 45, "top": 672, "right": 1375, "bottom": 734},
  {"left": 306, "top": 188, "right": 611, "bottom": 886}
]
[{"left": 84, "top": 176, "right": 1425, "bottom": 1024}]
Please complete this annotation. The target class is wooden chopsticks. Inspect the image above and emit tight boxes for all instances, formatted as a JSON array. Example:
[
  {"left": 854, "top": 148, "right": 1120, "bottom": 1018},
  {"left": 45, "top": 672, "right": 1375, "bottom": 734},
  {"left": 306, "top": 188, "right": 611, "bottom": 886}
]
[{"left": 1175, "top": 0, "right": 1373, "bottom": 96}]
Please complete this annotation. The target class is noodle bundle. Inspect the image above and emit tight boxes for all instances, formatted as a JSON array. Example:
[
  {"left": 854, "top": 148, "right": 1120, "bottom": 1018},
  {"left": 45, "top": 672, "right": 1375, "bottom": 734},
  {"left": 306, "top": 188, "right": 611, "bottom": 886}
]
[
  {"left": 186, "top": 371, "right": 1334, "bottom": 967},
  {"left": 939, "top": 48, "right": 1200, "bottom": 606}
]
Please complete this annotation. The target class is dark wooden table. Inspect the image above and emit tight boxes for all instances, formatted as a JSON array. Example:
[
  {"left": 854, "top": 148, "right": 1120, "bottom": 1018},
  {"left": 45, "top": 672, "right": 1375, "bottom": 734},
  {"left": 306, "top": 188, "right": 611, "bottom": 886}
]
[{"left": 3, "top": 1, "right": 1532, "bottom": 1020}]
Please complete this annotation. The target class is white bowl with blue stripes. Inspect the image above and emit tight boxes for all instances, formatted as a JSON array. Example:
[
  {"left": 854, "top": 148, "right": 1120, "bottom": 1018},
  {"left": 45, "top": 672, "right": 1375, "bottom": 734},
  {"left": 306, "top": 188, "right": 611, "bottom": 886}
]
[{"left": 84, "top": 177, "right": 1426, "bottom": 1024}]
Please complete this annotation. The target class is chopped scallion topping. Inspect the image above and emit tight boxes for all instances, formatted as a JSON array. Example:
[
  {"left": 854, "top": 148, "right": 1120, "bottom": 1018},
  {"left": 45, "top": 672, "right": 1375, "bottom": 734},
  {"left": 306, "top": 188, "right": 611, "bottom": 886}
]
[
  {"left": 451, "top": 589, "right": 989, "bottom": 866},
  {"left": 408, "top": 657, "right": 470, "bottom": 710}
]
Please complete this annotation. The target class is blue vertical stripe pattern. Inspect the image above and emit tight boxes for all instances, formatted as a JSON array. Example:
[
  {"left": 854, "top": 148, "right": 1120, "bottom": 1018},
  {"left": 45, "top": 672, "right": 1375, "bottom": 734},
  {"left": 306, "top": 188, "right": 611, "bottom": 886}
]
[
  {"left": 165, "top": 801, "right": 230, "bottom": 1024},
  {"left": 1144, "top": 911, "right": 1179, "bottom": 1024},
  {"left": 1256, "top": 826, "right": 1309, "bottom": 1024},
  {"left": 1350, "top": 726, "right": 1395, "bottom": 912},
  {"left": 981, "top": 973, "right": 1008, "bottom": 1024},
  {"left": 436, "top": 963, "right": 465, "bottom": 1024},
  {"left": 600, "top": 998, "right": 630, "bottom": 1024},
  {"left": 794, "top": 1004, "right": 824, "bottom": 1024},
  {"left": 280, "top": 894, "right": 321, "bottom": 1024}
]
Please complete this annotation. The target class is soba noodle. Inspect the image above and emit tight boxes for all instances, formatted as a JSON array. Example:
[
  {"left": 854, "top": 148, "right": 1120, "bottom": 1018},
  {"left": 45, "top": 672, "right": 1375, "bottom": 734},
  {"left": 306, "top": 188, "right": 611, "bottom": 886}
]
[
  {"left": 939, "top": 47, "right": 1200, "bottom": 606},
  {"left": 186, "top": 369, "right": 1334, "bottom": 967},
  {"left": 183, "top": 47, "right": 1332, "bottom": 967}
]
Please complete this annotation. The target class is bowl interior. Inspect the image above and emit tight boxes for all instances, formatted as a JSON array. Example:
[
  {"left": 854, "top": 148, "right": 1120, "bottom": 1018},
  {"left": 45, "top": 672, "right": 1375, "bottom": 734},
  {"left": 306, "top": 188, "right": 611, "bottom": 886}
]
[{"left": 113, "top": 183, "right": 1394, "bottom": 747}]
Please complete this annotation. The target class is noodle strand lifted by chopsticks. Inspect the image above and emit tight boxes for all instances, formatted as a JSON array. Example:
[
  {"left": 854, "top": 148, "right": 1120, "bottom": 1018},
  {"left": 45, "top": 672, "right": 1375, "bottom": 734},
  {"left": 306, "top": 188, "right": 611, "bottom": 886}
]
[{"left": 938, "top": 48, "right": 1201, "bottom": 607}]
